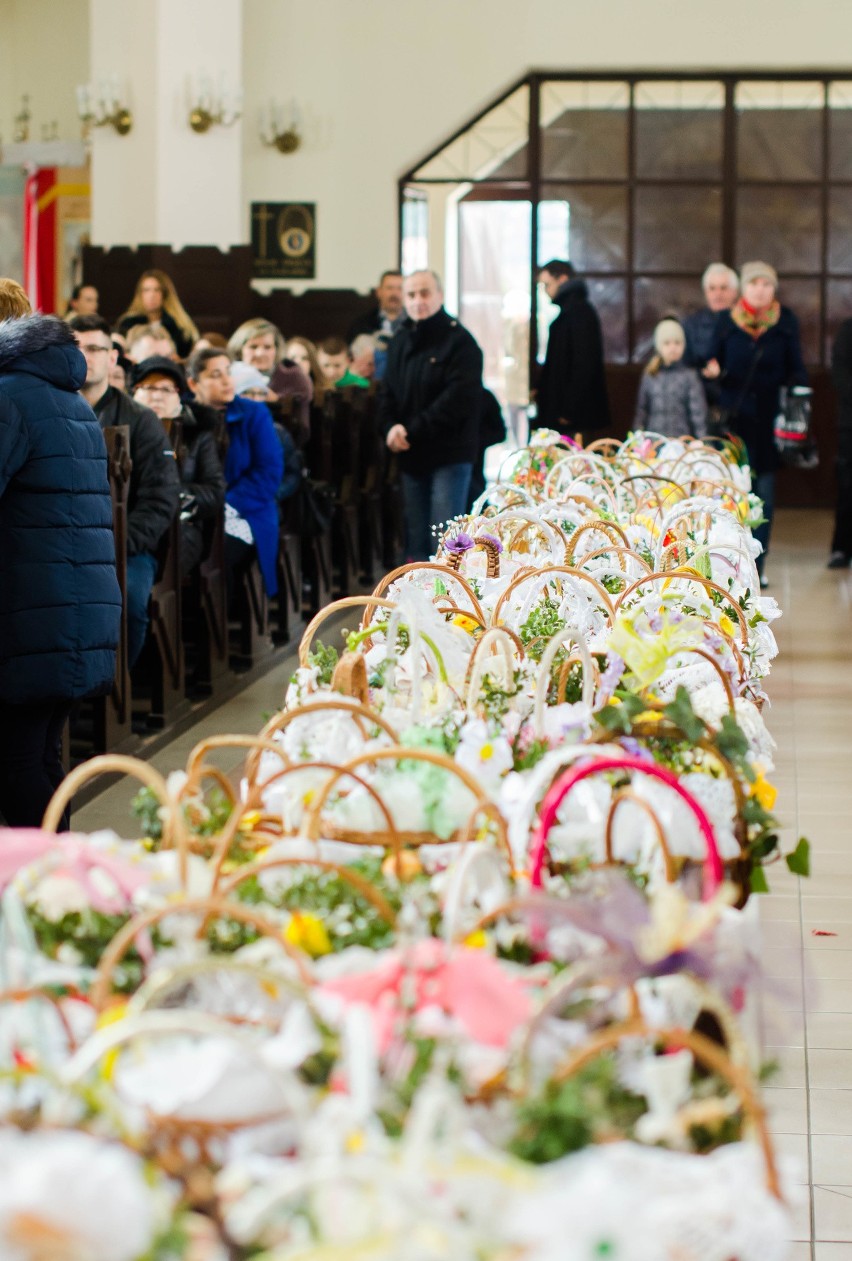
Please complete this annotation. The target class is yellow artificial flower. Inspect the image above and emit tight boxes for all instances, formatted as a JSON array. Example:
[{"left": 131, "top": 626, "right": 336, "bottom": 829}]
[
  {"left": 452, "top": 614, "right": 480, "bottom": 636},
  {"left": 284, "top": 911, "right": 333, "bottom": 958},
  {"left": 240, "top": 810, "right": 262, "bottom": 830},
  {"left": 608, "top": 610, "right": 705, "bottom": 688},
  {"left": 636, "top": 710, "right": 665, "bottom": 724},
  {"left": 718, "top": 614, "right": 735, "bottom": 638},
  {"left": 750, "top": 773, "right": 778, "bottom": 811},
  {"left": 463, "top": 929, "right": 488, "bottom": 949},
  {"left": 95, "top": 1001, "right": 129, "bottom": 1081}
]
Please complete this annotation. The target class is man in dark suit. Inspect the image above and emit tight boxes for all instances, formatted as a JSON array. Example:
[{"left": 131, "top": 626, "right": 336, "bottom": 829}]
[{"left": 536, "top": 259, "right": 610, "bottom": 439}]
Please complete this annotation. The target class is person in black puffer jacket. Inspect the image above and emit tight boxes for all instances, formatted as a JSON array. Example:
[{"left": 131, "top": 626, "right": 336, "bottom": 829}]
[
  {"left": 69, "top": 315, "right": 180, "bottom": 667},
  {"left": 378, "top": 270, "right": 483, "bottom": 560},
  {"left": 0, "top": 284, "right": 121, "bottom": 829}
]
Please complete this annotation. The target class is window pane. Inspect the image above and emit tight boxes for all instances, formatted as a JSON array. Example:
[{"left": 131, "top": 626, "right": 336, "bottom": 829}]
[
  {"left": 736, "top": 81, "right": 824, "bottom": 182},
  {"left": 413, "top": 85, "right": 529, "bottom": 181},
  {"left": 459, "top": 200, "right": 532, "bottom": 404},
  {"left": 632, "top": 276, "right": 709, "bottom": 363},
  {"left": 828, "top": 188, "right": 852, "bottom": 273},
  {"left": 635, "top": 186, "right": 722, "bottom": 271},
  {"left": 541, "top": 81, "right": 628, "bottom": 179},
  {"left": 589, "top": 278, "right": 629, "bottom": 364},
  {"left": 401, "top": 187, "right": 429, "bottom": 274},
  {"left": 779, "top": 278, "right": 821, "bottom": 365},
  {"left": 829, "top": 83, "right": 852, "bottom": 180},
  {"left": 736, "top": 186, "right": 822, "bottom": 272},
  {"left": 539, "top": 184, "right": 627, "bottom": 271},
  {"left": 635, "top": 81, "right": 724, "bottom": 180}
]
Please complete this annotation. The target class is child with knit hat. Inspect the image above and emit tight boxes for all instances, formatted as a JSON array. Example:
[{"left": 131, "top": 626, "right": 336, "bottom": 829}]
[{"left": 634, "top": 318, "right": 708, "bottom": 438}]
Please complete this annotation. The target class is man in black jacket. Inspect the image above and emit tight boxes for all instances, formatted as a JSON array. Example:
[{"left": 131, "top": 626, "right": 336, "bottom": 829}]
[
  {"left": 378, "top": 271, "right": 483, "bottom": 560},
  {"left": 70, "top": 315, "right": 179, "bottom": 666},
  {"left": 536, "top": 259, "right": 610, "bottom": 438},
  {"left": 829, "top": 317, "right": 852, "bottom": 568}
]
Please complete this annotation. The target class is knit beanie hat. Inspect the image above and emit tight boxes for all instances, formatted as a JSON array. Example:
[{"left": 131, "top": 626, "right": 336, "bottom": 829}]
[
  {"left": 653, "top": 318, "right": 686, "bottom": 354},
  {"left": 230, "top": 362, "right": 269, "bottom": 395},
  {"left": 740, "top": 260, "right": 778, "bottom": 290}
]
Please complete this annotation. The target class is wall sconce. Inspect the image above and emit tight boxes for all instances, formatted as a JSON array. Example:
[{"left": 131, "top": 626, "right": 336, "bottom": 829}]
[
  {"left": 260, "top": 99, "right": 301, "bottom": 154},
  {"left": 13, "top": 95, "right": 31, "bottom": 143},
  {"left": 188, "top": 76, "right": 242, "bottom": 133},
  {"left": 76, "top": 81, "right": 133, "bottom": 136}
]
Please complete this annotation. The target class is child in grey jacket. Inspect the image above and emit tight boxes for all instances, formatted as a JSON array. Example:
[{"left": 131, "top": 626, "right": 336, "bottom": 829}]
[{"left": 634, "top": 318, "right": 708, "bottom": 438}]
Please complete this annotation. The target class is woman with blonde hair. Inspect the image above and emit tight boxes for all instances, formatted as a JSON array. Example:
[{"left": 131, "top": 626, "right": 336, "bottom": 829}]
[
  {"left": 117, "top": 269, "right": 198, "bottom": 359},
  {"left": 227, "top": 317, "right": 312, "bottom": 444}
]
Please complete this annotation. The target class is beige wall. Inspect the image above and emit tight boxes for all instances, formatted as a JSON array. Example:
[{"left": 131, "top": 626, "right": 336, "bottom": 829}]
[
  {"left": 4, "top": 0, "right": 852, "bottom": 292},
  {"left": 241, "top": 0, "right": 852, "bottom": 292},
  {"left": 0, "top": 0, "right": 89, "bottom": 145}
]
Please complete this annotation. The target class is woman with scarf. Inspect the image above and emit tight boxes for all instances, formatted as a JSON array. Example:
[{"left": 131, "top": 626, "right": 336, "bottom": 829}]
[{"left": 707, "top": 260, "right": 807, "bottom": 585}]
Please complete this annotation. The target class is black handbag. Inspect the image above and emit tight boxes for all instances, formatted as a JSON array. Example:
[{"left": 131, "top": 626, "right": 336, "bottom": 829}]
[
  {"left": 775, "top": 386, "right": 819, "bottom": 470},
  {"left": 709, "top": 344, "right": 763, "bottom": 438}
]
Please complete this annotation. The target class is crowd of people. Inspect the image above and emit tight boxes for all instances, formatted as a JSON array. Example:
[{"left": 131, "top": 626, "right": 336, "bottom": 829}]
[{"left": 0, "top": 254, "right": 848, "bottom": 829}]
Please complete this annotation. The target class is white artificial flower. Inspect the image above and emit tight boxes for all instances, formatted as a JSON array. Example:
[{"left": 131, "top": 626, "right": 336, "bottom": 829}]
[
  {"left": 114, "top": 1035, "right": 296, "bottom": 1124},
  {"left": 27, "top": 873, "right": 88, "bottom": 921},
  {"left": 537, "top": 701, "right": 592, "bottom": 744},
  {"left": 455, "top": 719, "right": 514, "bottom": 793},
  {"left": 0, "top": 1129, "right": 166, "bottom": 1261}
]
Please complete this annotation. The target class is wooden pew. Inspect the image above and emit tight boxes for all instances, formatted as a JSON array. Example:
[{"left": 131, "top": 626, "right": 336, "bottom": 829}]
[
  {"left": 326, "top": 388, "right": 362, "bottom": 597},
  {"left": 145, "top": 510, "right": 186, "bottom": 726},
  {"left": 300, "top": 402, "right": 334, "bottom": 615},
  {"left": 191, "top": 512, "right": 230, "bottom": 695},
  {"left": 353, "top": 386, "right": 385, "bottom": 584},
  {"left": 91, "top": 426, "right": 133, "bottom": 752}
]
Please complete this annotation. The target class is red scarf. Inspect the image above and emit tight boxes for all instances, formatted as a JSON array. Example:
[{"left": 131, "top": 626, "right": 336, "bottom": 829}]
[{"left": 730, "top": 297, "right": 780, "bottom": 340}]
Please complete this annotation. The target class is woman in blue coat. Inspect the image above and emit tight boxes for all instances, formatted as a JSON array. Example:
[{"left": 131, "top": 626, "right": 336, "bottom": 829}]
[
  {"left": 187, "top": 346, "right": 283, "bottom": 598},
  {"left": 0, "top": 284, "right": 121, "bottom": 829}
]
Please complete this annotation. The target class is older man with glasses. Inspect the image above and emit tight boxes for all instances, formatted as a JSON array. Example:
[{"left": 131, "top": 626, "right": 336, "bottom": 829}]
[{"left": 69, "top": 315, "right": 179, "bottom": 668}]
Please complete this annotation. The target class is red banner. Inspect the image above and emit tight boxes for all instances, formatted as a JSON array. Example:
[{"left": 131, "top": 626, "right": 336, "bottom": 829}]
[{"left": 23, "top": 167, "right": 58, "bottom": 313}]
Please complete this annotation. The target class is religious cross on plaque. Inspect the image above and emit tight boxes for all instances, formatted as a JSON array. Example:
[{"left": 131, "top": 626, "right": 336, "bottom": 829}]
[{"left": 251, "top": 202, "right": 316, "bottom": 279}]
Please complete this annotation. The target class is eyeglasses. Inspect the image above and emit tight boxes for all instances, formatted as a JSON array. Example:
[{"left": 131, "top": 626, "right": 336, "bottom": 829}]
[{"left": 136, "top": 384, "right": 178, "bottom": 397}]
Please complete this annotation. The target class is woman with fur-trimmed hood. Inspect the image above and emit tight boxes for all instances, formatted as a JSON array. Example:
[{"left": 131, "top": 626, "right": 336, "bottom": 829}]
[{"left": 0, "top": 280, "right": 121, "bottom": 829}]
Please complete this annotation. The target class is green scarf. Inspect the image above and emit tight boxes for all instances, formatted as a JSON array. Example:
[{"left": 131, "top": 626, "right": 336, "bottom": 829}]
[{"left": 730, "top": 298, "right": 781, "bottom": 340}]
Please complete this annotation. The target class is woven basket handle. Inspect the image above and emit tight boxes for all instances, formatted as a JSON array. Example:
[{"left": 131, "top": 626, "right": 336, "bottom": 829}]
[
  {"left": 42, "top": 754, "right": 188, "bottom": 884},
  {"left": 614, "top": 569, "right": 750, "bottom": 646},
  {"left": 532, "top": 626, "right": 596, "bottom": 737},
  {"left": 529, "top": 755, "right": 724, "bottom": 899},
  {"left": 552, "top": 1017, "right": 782, "bottom": 1200},
  {"left": 219, "top": 853, "right": 397, "bottom": 926},
  {"left": 299, "top": 595, "right": 397, "bottom": 668},
  {"left": 465, "top": 626, "right": 521, "bottom": 715},
  {"left": 441, "top": 535, "right": 502, "bottom": 578},
  {"left": 89, "top": 895, "right": 314, "bottom": 1011},
  {"left": 369, "top": 562, "right": 486, "bottom": 626}
]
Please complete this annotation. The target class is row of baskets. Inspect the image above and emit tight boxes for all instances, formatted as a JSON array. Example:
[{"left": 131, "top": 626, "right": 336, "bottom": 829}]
[{"left": 0, "top": 429, "right": 801, "bottom": 1260}]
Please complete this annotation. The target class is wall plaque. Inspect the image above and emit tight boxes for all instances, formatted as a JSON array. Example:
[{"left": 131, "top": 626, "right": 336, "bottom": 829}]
[{"left": 251, "top": 202, "right": 316, "bottom": 279}]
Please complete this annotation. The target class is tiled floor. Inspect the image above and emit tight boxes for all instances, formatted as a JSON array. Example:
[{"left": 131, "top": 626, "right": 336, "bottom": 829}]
[
  {"left": 73, "top": 508, "right": 852, "bottom": 1256},
  {"left": 756, "top": 509, "right": 852, "bottom": 1258}
]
